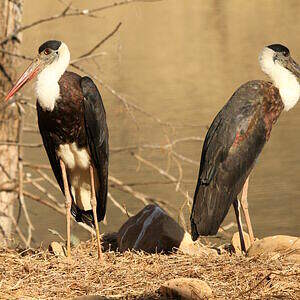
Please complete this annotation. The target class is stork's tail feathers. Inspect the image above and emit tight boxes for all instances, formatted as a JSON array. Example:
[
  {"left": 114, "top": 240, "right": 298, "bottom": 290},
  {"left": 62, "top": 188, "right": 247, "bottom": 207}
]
[
  {"left": 190, "top": 217, "right": 200, "bottom": 241},
  {"left": 190, "top": 209, "right": 221, "bottom": 241},
  {"left": 190, "top": 185, "right": 232, "bottom": 241},
  {"left": 71, "top": 204, "right": 98, "bottom": 228}
]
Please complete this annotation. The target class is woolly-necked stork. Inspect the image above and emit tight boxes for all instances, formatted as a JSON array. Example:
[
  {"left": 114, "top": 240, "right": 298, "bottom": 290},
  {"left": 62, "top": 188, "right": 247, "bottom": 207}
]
[
  {"left": 5, "top": 40, "right": 109, "bottom": 260},
  {"left": 190, "top": 44, "right": 300, "bottom": 252}
]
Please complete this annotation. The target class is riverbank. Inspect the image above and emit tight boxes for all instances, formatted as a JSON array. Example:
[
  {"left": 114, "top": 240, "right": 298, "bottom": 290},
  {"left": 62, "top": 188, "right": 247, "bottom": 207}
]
[{"left": 1, "top": 240, "right": 299, "bottom": 299}]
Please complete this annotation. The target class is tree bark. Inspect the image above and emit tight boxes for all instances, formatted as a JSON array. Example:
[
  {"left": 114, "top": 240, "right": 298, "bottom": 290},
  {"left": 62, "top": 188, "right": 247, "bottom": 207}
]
[{"left": 0, "top": 0, "right": 23, "bottom": 246}]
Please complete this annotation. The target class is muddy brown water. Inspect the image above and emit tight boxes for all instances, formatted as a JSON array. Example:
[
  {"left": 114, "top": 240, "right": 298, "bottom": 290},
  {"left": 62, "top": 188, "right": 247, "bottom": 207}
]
[{"left": 16, "top": 0, "right": 300, "bottom": 246}]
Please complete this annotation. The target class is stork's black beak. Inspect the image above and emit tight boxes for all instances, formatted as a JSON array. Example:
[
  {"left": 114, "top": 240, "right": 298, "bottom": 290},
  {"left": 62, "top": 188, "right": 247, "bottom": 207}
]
[
  {"left": 287, "top": 56, "right": 300, "bottom": 79},
  {"left": 5, "top": 57, "right": 42, "bottom": 101}
]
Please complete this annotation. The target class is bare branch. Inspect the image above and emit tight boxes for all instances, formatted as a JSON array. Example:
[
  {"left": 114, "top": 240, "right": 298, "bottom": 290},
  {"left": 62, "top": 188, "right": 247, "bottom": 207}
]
[
  {"left": 109, "top": 175, "right": 176, "bottom": 216},
  {"left": 16, "top": 104, "right": 34, "bottom": 248},
  {"left": 78, "top": 22, "right": 122, "bottom": 59},
  {"left": 108, "top": 192, "right": 133, "bottom": 217},
  {"left": 132, "top": 153, "right": 192, "bottom": 202},
  {"left": 109, "top": 175, "right": 149, "bottom": 206},
  {"left": 70, "top": 52, "right": 107, "bottom": 64},
  {"left": 0, "top": 49, "right": 32, "bottom": 61},
  {"left": 35, "top": 169, "right": 60, "bottom": 190},
  {"left": 0, "top": 0, "right": 160, "bottom": 46},
  {"left": 88, "top": 0, "right": 163, "bottom": 15},
  {"left": 23, "top": 162, "right": 52, "bottom": 170},
  {"left": 110, "top": 179, "right": 193, "bottom": 187},
  {"left": 23, "top": 190, "right": 94, "bottom": 234},
  {"left": 0, "top": 211, "right": 27, "bottom": 245},
  {"left": 30, "top": 180, "right": 64, "bottom": 208},
  {"left": 172, "top": 150, "right": 199, "bottom": 165},
  {"left": 0, "top": 141, "right": 43, "bottom": 148}
]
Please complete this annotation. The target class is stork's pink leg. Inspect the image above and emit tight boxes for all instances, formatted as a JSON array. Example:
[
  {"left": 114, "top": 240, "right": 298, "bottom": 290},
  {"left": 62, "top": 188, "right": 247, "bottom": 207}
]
[
  {"left": 90, "top": 165, "right": 103, "bottom": 261},
  {"left": 240, "top": 177, "right": 255, "bottom": 245},
  {"left": 60, "top": 159, "right": 72, "bottom": 259}
]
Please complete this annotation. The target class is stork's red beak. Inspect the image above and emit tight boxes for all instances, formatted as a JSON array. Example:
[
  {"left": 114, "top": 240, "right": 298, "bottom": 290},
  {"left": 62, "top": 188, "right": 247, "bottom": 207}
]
[{"left": 5, "top": 58, "right": 41, "bottom": 101}]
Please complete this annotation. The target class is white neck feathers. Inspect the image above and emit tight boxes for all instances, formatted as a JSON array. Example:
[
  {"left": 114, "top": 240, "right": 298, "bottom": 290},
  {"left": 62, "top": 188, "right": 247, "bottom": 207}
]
[
  {"left": 259, "top": 47, "right": 300, "bottom": 111},
  {"left": 36, "top": 42, "right": 70, "bottom": 111}
]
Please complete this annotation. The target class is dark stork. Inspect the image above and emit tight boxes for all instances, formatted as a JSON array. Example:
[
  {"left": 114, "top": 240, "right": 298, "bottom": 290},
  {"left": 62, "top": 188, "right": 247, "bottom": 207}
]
[
  {"left": 190, "top": 44, "right": 300, "bottom": 252},
  {"left": 5, "top": 40, "right": 109, "bottom": 260}
]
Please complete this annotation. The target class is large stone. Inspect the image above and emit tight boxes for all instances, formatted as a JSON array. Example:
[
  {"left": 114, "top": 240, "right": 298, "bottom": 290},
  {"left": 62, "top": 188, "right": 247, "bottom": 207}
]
[
  {"left": 247, "top": 235, "right": 300, "bottom": 263},
  {"left": 73, "top": 297, "right": 110, "bottom": 300},
  {"left": 178, "top": 232, "right": 218, "bottom": 257},
  {"left": 49, "top": 241, "right": 66, "bottom": 257},
  {"left": 117, "top": 204, "right": 185, "bottom": 253},
  {"left": 231, "top": 231, "right": 251, "bottom": 254},
  {"left": 102, "top": 232, "right": 119, "bottom": 252},
  {"left": 159, "top": 278, "right": 212, "bottom": 299}
]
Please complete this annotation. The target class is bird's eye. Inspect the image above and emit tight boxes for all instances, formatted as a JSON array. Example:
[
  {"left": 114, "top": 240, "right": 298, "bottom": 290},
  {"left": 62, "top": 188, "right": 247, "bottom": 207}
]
[
  {"left": 282, "top": 51, "right": 289, "bottom": 57},
  {"left": 44, "top": 48, "right": 51, "bottom": 55}
]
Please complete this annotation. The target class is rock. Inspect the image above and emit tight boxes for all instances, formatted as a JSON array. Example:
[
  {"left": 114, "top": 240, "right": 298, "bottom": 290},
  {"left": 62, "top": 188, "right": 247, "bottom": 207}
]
[
  {"left": 179, "top": 232, "right": 218, "bottom": 257},
  {"left": 70, "top": 234, "right": 80, "bottom": 247},
  {"left": 231, "top": 231, "right": 251, "bottom": 254},
  {"left": 102, "top": 232, "right": 119, "bottom": 252},
  {"left": 117, "top": 204, "right": 185, "bottom": 253},
  {"left": 216, "top": 243, "right": 233, "bottom": 255},
  {"left": 73, "top": 296, "right": 110, "bottom": 300},
  {"left": 49, "top": 241, "right": 66, "bottom": 257},
  {"left": 247, "top": 235, "right": 300, "bottom": 263},
  {"left": 159, "top": 278, "right": 212, "bottom": 299}
]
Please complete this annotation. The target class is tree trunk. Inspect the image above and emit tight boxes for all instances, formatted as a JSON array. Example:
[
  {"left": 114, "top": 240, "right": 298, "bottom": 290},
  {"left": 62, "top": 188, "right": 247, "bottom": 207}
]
[{"left": 0, "top": 0, "right": 23, "bottom": 246}]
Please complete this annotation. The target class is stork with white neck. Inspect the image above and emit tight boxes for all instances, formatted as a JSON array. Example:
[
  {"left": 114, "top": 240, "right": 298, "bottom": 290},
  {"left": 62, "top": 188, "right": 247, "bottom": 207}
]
[
  {"left": 190, "top": 44, "right": 300, "bottom": 252},
  {"left": 5, "top": 40, "right": 109, "bottom": 261}
]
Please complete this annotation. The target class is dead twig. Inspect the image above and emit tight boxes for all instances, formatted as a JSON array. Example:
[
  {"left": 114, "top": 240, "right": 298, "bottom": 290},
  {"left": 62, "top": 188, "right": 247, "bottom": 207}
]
[
  {"left": 70, "top": 52, "right": 107, "bottom": 64},
  {"left": 0, "top": 141, "right": 43, "bottom": 148},
  {"left": 23, "top": 190, "right": 94, "bottom": 234},
  {"left": 16, "top": 104, "right": 34, "bottom": 248},
  {"left": 109, "top": 175, "right": 176, "bottom": 216},
  {"left": 78, "top": 22, "right": 122, "bottom": 59},
  {"left": 238, "top": 271, "right": 300, "bottom": 297},
  {"left": 0, "top": 49, "right": 32, "bottom": 61},
  {"left": 132, "top": 152, "right": 192, "bottom": 203},
  {"left": 111, "top": 136, "right": 203, "bottom": 154},
  {"left": 23, "top": 162, "right": 52, "bottom": 170},
  {"left": 0, "top": 211, "right": 27, "bottom": 246},
  {"left": 108, "top": 192, "right": 133, "bottom": 217},
  {"left": 0, "top": 1, "right": 159, "bottom": 46},
  {"left": 30, "top": 180, "right": 64, "bottom": 208},
  {"left": 35, "top": 169, "right": 60, "bottom": 190}
]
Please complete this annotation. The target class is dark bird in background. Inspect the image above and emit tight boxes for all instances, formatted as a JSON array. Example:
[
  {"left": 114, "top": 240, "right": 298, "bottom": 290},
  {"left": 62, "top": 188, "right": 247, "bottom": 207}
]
[
  {"left": 5, "top": 40, "right": 109, "bottom": 260},
  {"left": 190, "top": 44, "right": 300, "bottom": 251}
]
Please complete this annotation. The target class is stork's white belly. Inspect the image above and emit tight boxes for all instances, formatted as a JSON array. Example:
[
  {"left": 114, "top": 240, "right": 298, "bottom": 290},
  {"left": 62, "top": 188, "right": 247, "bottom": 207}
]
[
  {"left": 57, "top": 143, "right": 96, "bottom": 211},
  {"left": 58, "top": 143, "right": 90, "bottom": 170}
]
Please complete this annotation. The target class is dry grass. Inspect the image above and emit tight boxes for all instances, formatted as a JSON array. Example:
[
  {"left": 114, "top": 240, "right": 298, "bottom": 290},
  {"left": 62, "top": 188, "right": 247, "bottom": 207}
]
[{"left": 0, "top": 241, "right": 299, "bottom": 300}]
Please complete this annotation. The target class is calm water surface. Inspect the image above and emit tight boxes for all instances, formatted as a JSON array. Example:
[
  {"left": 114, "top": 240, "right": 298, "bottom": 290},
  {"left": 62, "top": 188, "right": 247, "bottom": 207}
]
[{"left": 18, "top": 0, "right": 300, "bottom": 245}]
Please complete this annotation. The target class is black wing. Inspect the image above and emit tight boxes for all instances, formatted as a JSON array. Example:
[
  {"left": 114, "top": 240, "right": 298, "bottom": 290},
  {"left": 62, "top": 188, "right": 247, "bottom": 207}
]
[
  {"left": 81, "top": 76, "right": 109, "bottom": 222},
  {"left": 191, "top": 81, "right": 268, "bottom": 240},
  {"left": 37, "top": 103, "right": 64, "bottom": 193}
]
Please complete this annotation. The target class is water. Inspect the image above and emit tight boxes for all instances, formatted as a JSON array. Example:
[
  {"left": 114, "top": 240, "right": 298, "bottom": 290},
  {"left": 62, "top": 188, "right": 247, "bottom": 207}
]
[{"left": 18, "top": 0, "right": 300, "bottom": 246}]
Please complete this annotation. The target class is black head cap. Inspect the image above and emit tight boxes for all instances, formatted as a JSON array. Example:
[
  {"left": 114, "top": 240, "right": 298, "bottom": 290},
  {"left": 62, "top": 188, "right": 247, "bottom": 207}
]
[
  {"left": 38, "top": 40, "right": 62, "bottom": 54},
  {"left": 267, "top": 44, "right": 290, "bottom": 57}
]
